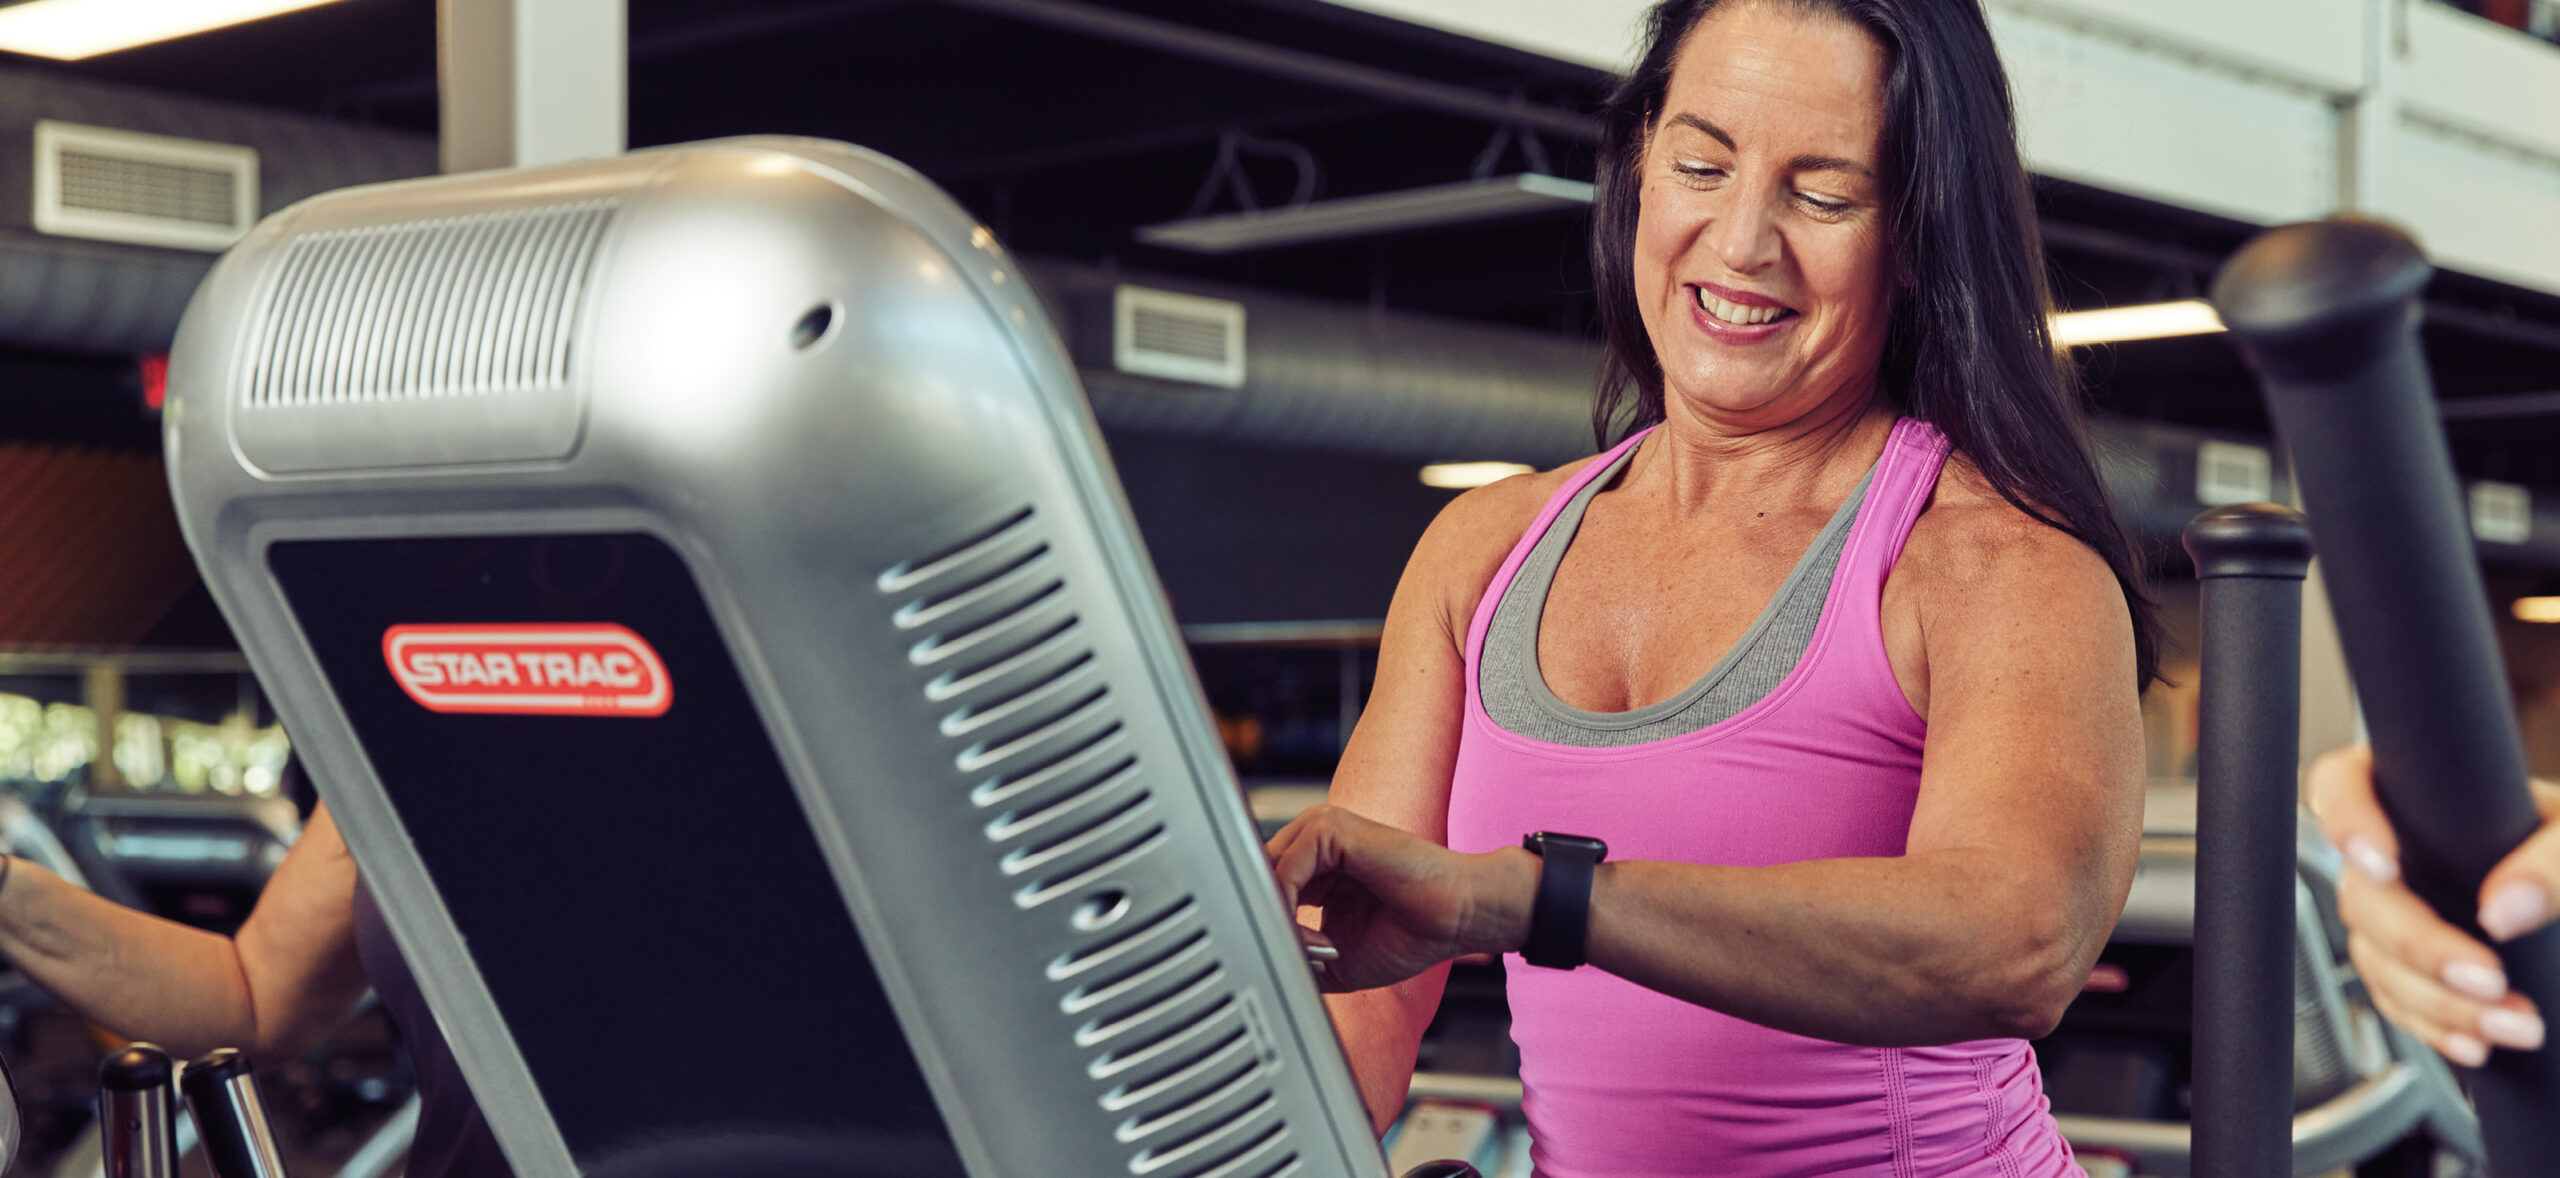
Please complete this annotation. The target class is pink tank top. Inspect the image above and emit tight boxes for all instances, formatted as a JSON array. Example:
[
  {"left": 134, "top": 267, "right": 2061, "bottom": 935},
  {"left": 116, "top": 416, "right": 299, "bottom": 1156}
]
[{"left": 1445, "top": 417, "right": 2076, "bottom": 1178}]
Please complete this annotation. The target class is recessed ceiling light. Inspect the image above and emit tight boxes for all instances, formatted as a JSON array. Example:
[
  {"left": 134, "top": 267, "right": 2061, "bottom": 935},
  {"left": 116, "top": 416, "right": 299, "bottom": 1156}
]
[
  {"left": 0, "top": 0, "right": 355, "bottom": 61},
  {"left": 1421, "top": 461, "right": 1535, "bottom": 490},
  {"left": 2052, "top": 299, "right": 2227, "bottom": 348}
]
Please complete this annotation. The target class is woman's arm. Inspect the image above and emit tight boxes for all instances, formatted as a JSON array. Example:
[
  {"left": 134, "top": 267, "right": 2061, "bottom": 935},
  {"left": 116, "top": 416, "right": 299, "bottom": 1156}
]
[
  {"left": 1283, "top": 472, "right": 1555, "bottom": 1133},
  {"left": 1274, "top": 499, "right": 2145, "bottom": 1046},
  {"left": 0, "top": 803, "right": 370, "bottom": 1059}
]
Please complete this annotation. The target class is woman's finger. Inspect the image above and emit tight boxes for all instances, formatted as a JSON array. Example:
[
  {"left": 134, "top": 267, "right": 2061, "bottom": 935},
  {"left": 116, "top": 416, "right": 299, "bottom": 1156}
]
[
  {"left": 2336, "top": 866, "right": 2511, "bottom": 1007},
  {"left": 2355, "top": 938, "right": 2488, "bottom": 1068},
  {"left": 2529, "top": 779, "right": 2560, "bottom": 823},
  {"left": 1268, "top": 806, "right": 1348, "bottom": 911},
  {"left": 2351, "top": 930, "right": 2543, "bottom": 1061},
  {"left": 2480, "top": 813, "right": 2560, "bottom": 943},
  {"left": 2306, "top": 745, "right": 2400, "bottom": 886}
]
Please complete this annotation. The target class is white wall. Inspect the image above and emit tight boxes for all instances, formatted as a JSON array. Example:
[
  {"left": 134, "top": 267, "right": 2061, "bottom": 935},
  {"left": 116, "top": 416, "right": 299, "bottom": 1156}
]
[{"left": 1317, "top": 0, "right": 2560, "bottom": 299}]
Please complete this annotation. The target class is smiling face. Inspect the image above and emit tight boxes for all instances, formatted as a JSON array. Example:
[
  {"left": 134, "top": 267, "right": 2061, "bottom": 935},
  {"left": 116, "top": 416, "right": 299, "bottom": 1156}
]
[{"left": 1634, "top": 0, "right": 1895, "bottom": 433}]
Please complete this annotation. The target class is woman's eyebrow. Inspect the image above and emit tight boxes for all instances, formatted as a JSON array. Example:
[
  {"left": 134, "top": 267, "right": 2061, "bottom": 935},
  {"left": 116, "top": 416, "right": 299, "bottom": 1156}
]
[{"left": 1663, "top": 111, "right": 1873, "bottom": 179}]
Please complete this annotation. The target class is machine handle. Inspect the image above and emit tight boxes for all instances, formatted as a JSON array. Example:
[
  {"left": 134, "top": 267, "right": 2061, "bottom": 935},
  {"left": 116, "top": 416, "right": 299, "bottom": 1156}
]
[
  {"left": 2213, "top": 217, "right": 2560, "bottom": 1173},
  {"left": 180, "top": 1049, "right": 290, "bottom": 1178},
  {"left": 98, "top": 1043, "right": 177, "bottom": 1178},
  {"left": 1397, "top": 1164, "right": 1483, "bottom": 1178},
  {"left": 2183, "top": 504, "right": 2310, "bottom": 1178}
]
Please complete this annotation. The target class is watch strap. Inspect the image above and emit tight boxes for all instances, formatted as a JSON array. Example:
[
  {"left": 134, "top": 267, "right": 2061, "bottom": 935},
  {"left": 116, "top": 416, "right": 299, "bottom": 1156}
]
[{"left": 1521, "top": 832, "right": 1606, "bottom": 969}]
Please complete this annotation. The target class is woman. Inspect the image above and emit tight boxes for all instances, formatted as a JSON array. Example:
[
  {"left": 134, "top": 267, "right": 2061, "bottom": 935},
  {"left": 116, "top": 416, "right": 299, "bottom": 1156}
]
[
  {"left": 1264, "top": 0, "right": 2158, "bottom": 1172},
  {"left": 0, "top": 766, "right": 513, "bottom": 1177}
]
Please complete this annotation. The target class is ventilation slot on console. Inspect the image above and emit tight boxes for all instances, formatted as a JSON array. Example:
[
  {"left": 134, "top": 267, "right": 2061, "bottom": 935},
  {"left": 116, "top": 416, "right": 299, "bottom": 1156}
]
[
  {"left": 884, "top": 507, "right": 1291, "bottom": 1178},
  {"left": 244, "top": 200, "right": 617, "bottom": 407}
]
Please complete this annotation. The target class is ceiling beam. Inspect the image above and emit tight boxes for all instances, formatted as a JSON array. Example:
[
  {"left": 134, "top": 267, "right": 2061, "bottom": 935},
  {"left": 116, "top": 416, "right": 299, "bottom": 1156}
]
[{"left": 925, "top": 0, "right": 1600, "bottom": 141}]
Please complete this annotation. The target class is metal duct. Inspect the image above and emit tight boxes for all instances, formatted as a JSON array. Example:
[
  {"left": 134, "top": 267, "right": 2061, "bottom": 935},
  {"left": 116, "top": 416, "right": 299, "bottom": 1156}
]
[
  {"left": 0, "top": 69, "right": 434, "bottom": 355},
  {"left": 1024, "top": 259, "right": 1600, "bottom": 468}
]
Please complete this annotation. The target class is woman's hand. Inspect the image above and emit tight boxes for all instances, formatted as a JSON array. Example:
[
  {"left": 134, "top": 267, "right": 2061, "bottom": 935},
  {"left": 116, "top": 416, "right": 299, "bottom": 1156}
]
[
  {"left": 1265, "top": 803, "right": 1535, "bottom": 993},
  {"left": 2308, "top": 744, "right": 2557, "bottom": 1065}
]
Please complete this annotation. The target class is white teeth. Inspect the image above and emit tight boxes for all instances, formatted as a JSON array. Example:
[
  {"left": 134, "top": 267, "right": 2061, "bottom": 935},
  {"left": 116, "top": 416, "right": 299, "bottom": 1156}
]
[{"left": 1695, "top": 288, "right": 1789, "bottom": 326}]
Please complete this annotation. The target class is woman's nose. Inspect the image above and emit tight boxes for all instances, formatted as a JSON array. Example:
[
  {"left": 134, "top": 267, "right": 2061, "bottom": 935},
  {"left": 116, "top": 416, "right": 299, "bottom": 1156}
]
[{"left": 1706, "top": 187, "right": 1784, "bottom": 276}]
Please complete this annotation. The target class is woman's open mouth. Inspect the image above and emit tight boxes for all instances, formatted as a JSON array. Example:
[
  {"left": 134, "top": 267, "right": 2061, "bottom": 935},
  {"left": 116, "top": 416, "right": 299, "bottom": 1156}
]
[{"left": 1690, "top": 284, "right": 1799, "bottom": 336}]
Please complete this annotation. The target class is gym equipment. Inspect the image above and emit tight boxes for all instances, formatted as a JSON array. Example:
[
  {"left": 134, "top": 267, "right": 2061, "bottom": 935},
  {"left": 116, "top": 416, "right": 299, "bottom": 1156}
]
[
  {"left": 2215, "top": 217, "right": 2560, "bottom": 1173},
  {"left": 98, "top": 1044, "right": 176, "bottom": 1178},
  {"left": 2184, "top": 504, "right": 2311, "bottom": 1178},
  {"left": 164, "top": 136, "right": 1474, "bottom": 1178},
  {"left": 181, "top": 1050, "right": 289, "bottom": 1178}
]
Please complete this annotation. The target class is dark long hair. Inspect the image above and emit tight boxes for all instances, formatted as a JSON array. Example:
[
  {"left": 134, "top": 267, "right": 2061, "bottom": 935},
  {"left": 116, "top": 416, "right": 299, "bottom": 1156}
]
[{"left": 1590, "top": 0, "right": 2160, "bottom": 687}]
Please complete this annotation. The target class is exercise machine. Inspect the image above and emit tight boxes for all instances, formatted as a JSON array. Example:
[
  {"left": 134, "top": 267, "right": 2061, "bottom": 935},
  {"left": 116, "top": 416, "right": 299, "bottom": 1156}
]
[
  {"left": 2208, "top": 218, "right": 2560, "bottom": 1175},
  {"left": 163, "top": 136, "right": 1474, "bottom": 1178}
]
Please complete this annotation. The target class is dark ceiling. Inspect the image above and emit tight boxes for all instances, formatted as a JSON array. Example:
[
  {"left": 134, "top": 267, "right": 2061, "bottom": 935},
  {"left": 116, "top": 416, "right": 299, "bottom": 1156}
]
[{"left": 8, "top": 0, "right": 2560, "bottom": 480}]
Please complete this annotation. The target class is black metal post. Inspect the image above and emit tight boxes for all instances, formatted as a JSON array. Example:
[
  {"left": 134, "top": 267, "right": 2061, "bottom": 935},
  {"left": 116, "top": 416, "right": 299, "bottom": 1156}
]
[
  {"left": 2185, "top": 504, "right": 2312, "bottom": 1178},
  {"left": 2214, "top": 218, "right": 2560, "bottom": 1174},
  {"left": 180, "top": 1050, "right": 290, "bottom": 1178}
]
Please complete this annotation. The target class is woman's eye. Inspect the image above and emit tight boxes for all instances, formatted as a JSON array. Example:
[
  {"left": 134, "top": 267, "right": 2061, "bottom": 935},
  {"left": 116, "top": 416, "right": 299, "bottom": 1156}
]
[
  {"left": 1673, "top": 161, "right": 1725, "bottom": 181},
  {"left": 1798, "top": 194, "right": 1850, "bottom": 215}
]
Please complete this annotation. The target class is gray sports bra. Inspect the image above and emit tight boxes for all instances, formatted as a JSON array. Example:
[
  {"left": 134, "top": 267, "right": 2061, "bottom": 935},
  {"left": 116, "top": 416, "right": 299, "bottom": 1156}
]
[{"left": 1478, "top": 442, "right": 1872, "bottom": 748}]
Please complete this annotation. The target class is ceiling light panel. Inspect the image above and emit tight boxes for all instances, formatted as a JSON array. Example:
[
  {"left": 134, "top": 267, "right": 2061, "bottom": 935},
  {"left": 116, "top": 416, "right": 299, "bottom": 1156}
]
[
  {"left": 1138, "top": 174, "right": 1594, "bottom": 255},
  {"left": 0, "top": 0, "right": 353, "bottom": 61},
  {"left": 2052, "top": 299, "right": 2227, "bottom": 348},
  {"left": 1420, "top": 461, "right": 1535, "bottom": 490}
]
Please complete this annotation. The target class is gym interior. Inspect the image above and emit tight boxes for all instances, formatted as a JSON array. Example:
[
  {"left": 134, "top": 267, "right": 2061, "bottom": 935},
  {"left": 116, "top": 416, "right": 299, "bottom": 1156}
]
[{"left": 0, "top": 1, "right": 2554, "bottom": 1176}]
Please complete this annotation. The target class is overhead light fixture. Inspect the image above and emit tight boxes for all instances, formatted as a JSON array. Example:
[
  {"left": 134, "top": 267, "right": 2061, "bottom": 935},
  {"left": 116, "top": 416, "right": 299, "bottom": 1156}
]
[
  {"left": 2052, "top": 299, "right": 2226, "bottom": 348},
  {"left": 0, "top": 0, "right": 354, "bottom": 61},
  {"left": 1138, "top": 174, "right": 1595, "bottom": 255},
  {"left": 2516, "top": 597, "right": 2560, "bottom": 624},
  {"left": 1421, "top": 461, "right": 1535, "bottom": 490}
]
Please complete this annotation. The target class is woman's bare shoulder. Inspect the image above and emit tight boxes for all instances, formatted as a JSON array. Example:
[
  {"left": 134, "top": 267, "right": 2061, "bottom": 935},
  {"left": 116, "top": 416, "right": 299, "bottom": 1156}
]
[
  {"left": 1404, "top": 455, "right": 1601, "bottom": 635},
  {"left": 1899, "top": 453, "right": 2122, "bottom": 618}
]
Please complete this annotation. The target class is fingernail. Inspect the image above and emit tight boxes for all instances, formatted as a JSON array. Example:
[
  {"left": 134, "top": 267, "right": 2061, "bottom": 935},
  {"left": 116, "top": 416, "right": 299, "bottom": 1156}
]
[
  {"left": 2482, "top": 881, "right": 2550, "bottom": 942},
  {"left": 2345, "top": 837, "right": 2400, "bottom": 885},
  {"left": 2445, "top": 960, "right": 2510, "bottom": 1002},
  {"left": 2482, "top": 1008, "right": 2547, "bottom": 1051},
  {"left": 1304, "top": 943, "right": 1341, "bottom": 962},
  {"left": 2445, "top": 1032, "right": 2491, "bottom": 1068}
]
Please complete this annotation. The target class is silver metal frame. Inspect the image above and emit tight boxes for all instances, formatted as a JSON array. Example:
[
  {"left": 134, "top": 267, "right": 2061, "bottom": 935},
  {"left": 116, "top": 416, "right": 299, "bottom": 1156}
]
[{"left": 167, "top": 137, "right": 1383, "bottom": 1177}]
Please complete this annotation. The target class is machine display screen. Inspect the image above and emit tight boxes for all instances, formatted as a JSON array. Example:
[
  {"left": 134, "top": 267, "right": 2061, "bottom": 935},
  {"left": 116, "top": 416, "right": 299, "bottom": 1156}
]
[{"left": 270, "top": 532, "right": 967, "bottom": 1175}]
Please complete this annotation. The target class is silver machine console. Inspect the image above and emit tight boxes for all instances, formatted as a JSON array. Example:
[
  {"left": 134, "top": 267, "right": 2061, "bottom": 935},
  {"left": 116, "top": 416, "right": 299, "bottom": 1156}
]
[{"left": 165, "top": 137, "right": 1386, "bottom": 1178}]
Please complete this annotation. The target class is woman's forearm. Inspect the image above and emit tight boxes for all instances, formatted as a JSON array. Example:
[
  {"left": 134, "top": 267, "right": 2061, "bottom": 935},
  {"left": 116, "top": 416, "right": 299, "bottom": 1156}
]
[
  {"left": 1577, "top": 848, "right": 2112, "bottom": 1045},
  {"left": 0, "top": 857, "right": 261, "bottom": 1057}
]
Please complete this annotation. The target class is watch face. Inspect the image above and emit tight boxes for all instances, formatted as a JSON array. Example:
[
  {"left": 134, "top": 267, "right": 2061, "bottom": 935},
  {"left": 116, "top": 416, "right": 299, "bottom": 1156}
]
[{"left": 1527, "top": 832, "right": 1607, "bottom": 859}]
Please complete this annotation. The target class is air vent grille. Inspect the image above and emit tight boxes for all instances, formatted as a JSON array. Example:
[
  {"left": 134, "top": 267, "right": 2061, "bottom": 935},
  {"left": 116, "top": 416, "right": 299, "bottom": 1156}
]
[
  {"left": 243, "top": 201, "right": 618, "bottom": 408},
  {"left": 1114, "top": 285, "right": 1247, "bottom": 389},
  {"left": 881, "top": 507, "right": 1295, "bottom": 1178},
  {"left": 59, "top": 150, "right": 236, "bottom": 226},
  {"left": 32, "top": 120, "right": 256, "bottom": 252}
]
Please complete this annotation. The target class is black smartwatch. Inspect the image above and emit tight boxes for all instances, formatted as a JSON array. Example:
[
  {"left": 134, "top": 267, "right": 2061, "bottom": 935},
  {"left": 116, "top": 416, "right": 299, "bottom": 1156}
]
[{"left": 1520, "top": 831, "right": 1608, "bottom": 969}]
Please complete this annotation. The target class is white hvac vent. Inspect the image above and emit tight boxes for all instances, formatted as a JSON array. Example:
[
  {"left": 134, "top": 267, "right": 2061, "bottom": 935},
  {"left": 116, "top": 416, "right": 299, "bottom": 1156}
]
[
  {"left": 2195, "top": 439, "right": 2273, "bottom": 507},
  {"left": 32, "top": 120, "right": 257, "bottom": 252},
  {"left": 1114, "top": 286, "right": 1246, "bottom": 389},
  {"left": 2472, "top": 480, "right": 2533, "bottom": 545}
]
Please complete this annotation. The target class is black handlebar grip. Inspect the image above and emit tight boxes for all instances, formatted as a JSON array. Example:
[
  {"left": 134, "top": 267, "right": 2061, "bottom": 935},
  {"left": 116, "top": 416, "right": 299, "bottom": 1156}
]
[
  {"left": 2183, "top": 504, "right": 2310, "bottom": 1178},
  {"left": 98, "top": 1043, "right": 178, "bottom": 1178},
  {"left": 180, "top": 1049, "right": 290, "bottom": 1178},
  {"left": 2213, "top": 217, "right": 2560, "bottom": 1173}
]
